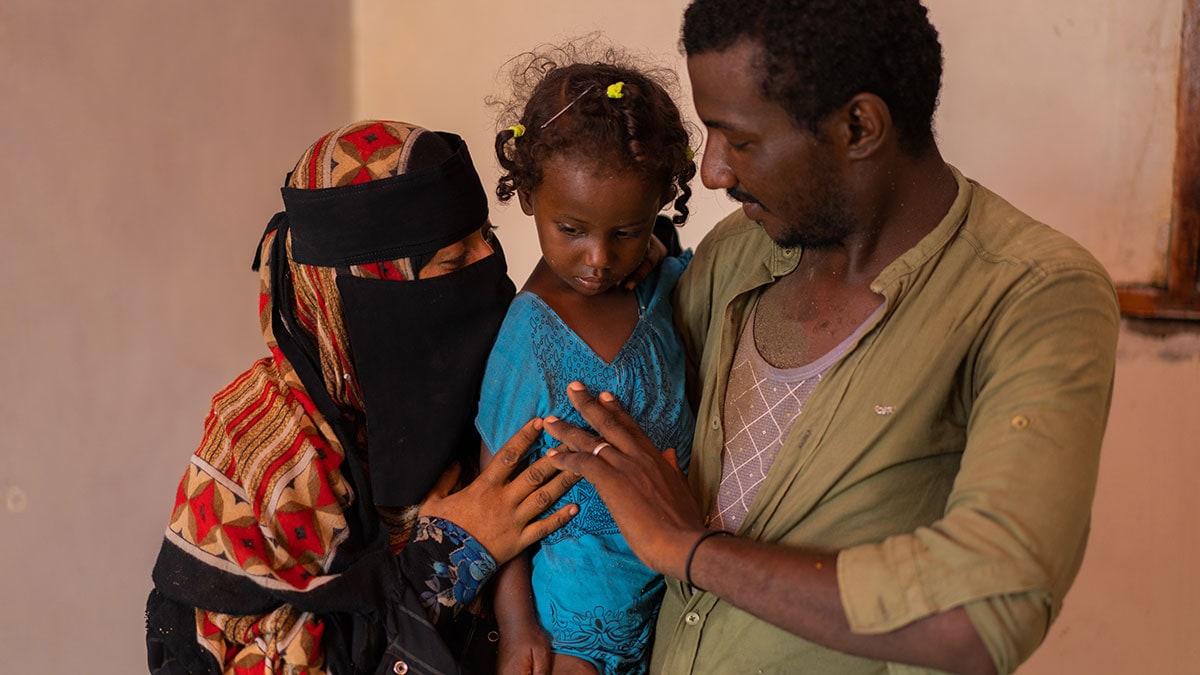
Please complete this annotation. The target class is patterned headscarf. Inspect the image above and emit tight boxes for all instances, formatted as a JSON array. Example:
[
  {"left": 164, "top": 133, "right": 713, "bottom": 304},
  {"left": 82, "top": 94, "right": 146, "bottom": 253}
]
[{"left": 263, "top": 120, "right": 460, "bottom": 418}]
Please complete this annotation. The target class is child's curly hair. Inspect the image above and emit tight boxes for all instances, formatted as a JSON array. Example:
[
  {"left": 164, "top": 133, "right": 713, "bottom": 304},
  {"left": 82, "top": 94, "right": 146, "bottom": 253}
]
[{"left": 490, "top": 37, "right": 697, "bottom": 226}]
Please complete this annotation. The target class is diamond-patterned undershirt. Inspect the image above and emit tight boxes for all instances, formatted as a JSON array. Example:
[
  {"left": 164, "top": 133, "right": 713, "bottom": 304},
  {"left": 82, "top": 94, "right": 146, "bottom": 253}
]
[{"left": 709, "top": 301, "right": 880, "bottom": 532}]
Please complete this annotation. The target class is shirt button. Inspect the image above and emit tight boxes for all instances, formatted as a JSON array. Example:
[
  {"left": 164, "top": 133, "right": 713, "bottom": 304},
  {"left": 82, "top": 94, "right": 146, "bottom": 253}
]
[
  {"left": 710, "top": 416, "right": 720, "bottom": 430},
  {"left": 393, "top": 661, "right": 409, "bottom": 674},
  {"left": 783, "top": 248, "right": 796, "bottom": 257},
  {"left": 685, "top": 611, "right": 701, "bottom": 626},
  {"left": 1011, "top": 415, "right": 1030, "bottom": 430}
]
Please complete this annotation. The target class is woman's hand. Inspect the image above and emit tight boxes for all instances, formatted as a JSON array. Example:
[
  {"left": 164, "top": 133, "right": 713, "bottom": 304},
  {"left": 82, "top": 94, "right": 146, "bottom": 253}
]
[
  {"left": 543, "top": 383, "right": 706, "bottom": 578},
  {"left": 419, "top": 419, "right": 579, "bottom": 565}
]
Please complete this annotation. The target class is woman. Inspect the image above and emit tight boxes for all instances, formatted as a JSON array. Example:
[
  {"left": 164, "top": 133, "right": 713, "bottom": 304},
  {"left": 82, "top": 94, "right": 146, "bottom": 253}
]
[{"left": 145, "top": 121, "right": 579, "bottom": 674}]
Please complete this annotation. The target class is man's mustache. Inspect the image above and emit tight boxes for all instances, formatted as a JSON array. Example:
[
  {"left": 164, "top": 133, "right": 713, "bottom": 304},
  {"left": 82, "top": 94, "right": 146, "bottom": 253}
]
[{"left": 727, "top": 188, "right": 762, "bottom": 207}]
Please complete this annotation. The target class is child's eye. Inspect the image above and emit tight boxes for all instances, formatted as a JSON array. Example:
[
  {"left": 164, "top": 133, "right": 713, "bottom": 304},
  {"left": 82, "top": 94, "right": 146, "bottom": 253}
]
[
  {"left": 556, "top": 223, "right": 582, "bottom": 236},
  {"left": 615, "top": 229, "right": 641, "bottom": 239}
]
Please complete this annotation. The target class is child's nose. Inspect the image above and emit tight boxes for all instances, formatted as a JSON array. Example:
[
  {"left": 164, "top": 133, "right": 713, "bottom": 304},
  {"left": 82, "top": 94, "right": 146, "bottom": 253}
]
[{"left": 585, "top": 244, "right": 613, "bottom": 270}]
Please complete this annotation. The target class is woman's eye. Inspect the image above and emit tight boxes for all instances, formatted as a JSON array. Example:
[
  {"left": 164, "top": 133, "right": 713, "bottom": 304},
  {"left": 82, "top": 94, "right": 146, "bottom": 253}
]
[{"left": 437, "top": 246, "right": 470, "bottom": 270}]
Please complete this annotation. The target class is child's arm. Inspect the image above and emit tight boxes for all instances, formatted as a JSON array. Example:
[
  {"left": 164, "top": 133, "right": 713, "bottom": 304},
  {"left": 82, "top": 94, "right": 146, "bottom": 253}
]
[
  {"left": 480, "top": 441, "right": 551, "bottom": 675},
  {"left": 494, "top": 552, "right": 550, "bottom": 675}
]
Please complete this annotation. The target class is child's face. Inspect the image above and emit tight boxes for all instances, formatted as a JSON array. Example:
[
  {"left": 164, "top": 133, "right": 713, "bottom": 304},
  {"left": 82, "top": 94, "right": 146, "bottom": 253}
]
[{"left": 519, "top": 154, "right": 664, "bottom": 296}]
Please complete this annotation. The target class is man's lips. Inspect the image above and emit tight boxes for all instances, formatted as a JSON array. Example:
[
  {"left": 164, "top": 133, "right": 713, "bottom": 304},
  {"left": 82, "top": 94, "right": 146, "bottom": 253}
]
[
  {"left": 742, "top": 201, "right": 766, "bottom": 221},
  {"left": 728, "top": 188, "right": 765, "bottom": 219}
]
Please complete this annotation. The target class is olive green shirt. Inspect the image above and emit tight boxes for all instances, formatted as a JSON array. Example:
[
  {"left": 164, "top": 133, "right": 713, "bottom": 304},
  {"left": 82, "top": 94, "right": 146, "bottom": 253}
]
[{"left": 653, "top": 167, "right": 1119, "bottom": 675}]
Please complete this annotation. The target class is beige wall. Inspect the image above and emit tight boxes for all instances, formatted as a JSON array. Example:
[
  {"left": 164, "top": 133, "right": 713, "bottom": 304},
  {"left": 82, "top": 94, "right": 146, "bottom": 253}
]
[
  {"left": 0, "top": 1, "right": 1195, "bottom": 672},
  {"left": 0, "top": 1, "right": 351, "bottom": 671}
]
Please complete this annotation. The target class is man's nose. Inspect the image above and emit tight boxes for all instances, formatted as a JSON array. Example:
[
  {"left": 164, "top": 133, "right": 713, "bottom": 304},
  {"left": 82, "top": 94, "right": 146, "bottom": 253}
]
[{"left": 700, "top": 138, "right": 735, "bottom": 190}]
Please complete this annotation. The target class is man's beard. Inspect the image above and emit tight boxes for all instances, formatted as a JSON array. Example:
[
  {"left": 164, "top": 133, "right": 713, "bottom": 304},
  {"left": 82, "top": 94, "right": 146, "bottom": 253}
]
[{"left": 728, "top": 179, "right": 853, "bottom": 250}]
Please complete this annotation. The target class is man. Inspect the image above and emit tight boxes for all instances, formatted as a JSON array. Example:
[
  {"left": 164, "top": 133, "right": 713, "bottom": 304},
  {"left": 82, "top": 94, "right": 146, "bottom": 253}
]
[{"left": 544, "top": 1, "right": 1120, "bottom": 673}]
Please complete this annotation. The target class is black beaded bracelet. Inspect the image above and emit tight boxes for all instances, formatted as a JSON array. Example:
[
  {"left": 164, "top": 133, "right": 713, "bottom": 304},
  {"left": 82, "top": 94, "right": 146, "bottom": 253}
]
[{"left": 684, "top": 529, "right": 733, "bottom": 591}]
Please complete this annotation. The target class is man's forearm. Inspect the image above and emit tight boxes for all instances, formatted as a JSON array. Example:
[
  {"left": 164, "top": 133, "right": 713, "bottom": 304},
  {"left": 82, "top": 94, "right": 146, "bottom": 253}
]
[{"left": 686, "top": 533, "right": 997, "bottom": 675}]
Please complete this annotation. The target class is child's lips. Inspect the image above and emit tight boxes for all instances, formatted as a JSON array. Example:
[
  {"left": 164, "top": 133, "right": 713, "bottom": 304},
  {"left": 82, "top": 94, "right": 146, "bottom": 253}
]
[{"left": 575, "top": 275, "right": 612, "bottom": 291}]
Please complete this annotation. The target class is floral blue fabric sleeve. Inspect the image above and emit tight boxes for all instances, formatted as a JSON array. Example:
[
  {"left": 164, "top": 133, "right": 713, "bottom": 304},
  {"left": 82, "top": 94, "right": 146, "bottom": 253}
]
[{"left": 400, "top": 515, "right": 497, "bottom": 624}]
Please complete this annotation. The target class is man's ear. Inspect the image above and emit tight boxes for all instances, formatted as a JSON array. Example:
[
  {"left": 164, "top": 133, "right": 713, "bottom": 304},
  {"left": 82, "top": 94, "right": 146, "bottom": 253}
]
[
  {"left": 840, "top": 93, "right": 891, "bottom": 159},
  {"left": 517, "top": 189, "right": 535, "bottom": 216}
]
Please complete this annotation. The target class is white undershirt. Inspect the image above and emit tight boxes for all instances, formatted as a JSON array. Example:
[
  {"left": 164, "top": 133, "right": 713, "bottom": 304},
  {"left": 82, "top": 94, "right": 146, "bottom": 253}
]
[{"left": 709, "top": 301, "right": 881, "bottom": 532}]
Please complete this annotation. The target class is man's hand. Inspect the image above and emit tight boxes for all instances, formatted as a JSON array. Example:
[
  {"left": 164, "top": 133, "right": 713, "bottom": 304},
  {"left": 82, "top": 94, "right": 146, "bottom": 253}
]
[
  {"left": 419, "top": 419, "right": 579, "bottom": 565},
  {"left": 542, "top": 382, "right": 705, "bottom": 578}
]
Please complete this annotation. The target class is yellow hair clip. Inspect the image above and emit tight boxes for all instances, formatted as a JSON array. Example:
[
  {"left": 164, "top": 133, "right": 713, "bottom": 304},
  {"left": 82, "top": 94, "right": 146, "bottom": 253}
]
[
  {"left": 508, "top": 124, "right": 526, "bottom": 139},
  {"left": 606, "top": 82, "right": 625, "bottom": 99},
  {"left": 685, "top": 146, "right": 695, "bottom": 162}
]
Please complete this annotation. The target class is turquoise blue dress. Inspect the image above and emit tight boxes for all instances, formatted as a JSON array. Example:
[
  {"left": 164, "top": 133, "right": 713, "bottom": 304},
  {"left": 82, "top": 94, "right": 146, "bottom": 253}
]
[{"left": 475, "top": 254, "right": 694, "bottom": 674}]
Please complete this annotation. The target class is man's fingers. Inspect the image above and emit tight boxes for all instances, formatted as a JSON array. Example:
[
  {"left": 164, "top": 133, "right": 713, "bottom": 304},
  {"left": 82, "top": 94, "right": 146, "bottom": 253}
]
[
  {"left": 544, "top": 447, "right": 612, "bottom": 481},
  {"left": 483, "top": 418, "right": 543, "bottom": 484},
  {"left": 542, "top": 415, "right": 602, "bottom": 455},
  {"left": 562, "top": 383, "right": 648, "bottom": 452}
]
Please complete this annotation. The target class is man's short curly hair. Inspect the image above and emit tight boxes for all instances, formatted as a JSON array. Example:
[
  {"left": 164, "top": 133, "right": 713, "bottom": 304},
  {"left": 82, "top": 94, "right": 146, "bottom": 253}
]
[{"left": 682, "top": 0, "right": 943, "bottom": 156}]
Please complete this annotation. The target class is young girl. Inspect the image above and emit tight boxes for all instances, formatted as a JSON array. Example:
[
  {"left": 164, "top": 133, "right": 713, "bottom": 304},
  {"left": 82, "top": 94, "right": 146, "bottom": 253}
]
[{"left": 474, "top": 47, "right": 697, "bottom": 675}]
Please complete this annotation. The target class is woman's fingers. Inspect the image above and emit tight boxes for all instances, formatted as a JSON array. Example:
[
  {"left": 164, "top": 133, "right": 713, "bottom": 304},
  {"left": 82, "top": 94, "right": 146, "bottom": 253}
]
[
  {"left": 421, "top": 460, "right": 462, "bottom": 507},
  {"left": 481, "top": 418, "right": 543, "bottom": 485},
  {"left": 520, "top": 503, "right": 578, "bottom": 549},
  {"left": 512, "top": 453, "right": 580, "bottom": 523},
  {"left": 417, "top": 417, "right": 580, "bottom": 564}
]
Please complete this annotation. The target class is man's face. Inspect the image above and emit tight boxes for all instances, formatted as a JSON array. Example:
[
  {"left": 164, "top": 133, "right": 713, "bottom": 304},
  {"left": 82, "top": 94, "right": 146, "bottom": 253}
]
[{"left": 687, "top": 40, "right": 853, "bottom": 249}]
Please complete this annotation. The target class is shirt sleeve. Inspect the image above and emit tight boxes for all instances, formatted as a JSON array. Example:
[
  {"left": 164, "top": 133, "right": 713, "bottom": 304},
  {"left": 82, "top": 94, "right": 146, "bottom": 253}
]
[
  {"left": 475, "top": 294, "right": 549, "bottom": 456},
  {"left": 399, "top": 516, "right": 498, "bottom": 622},
  {"left": 836, "top": 262, "right": 1120, "bottom": 671}
]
